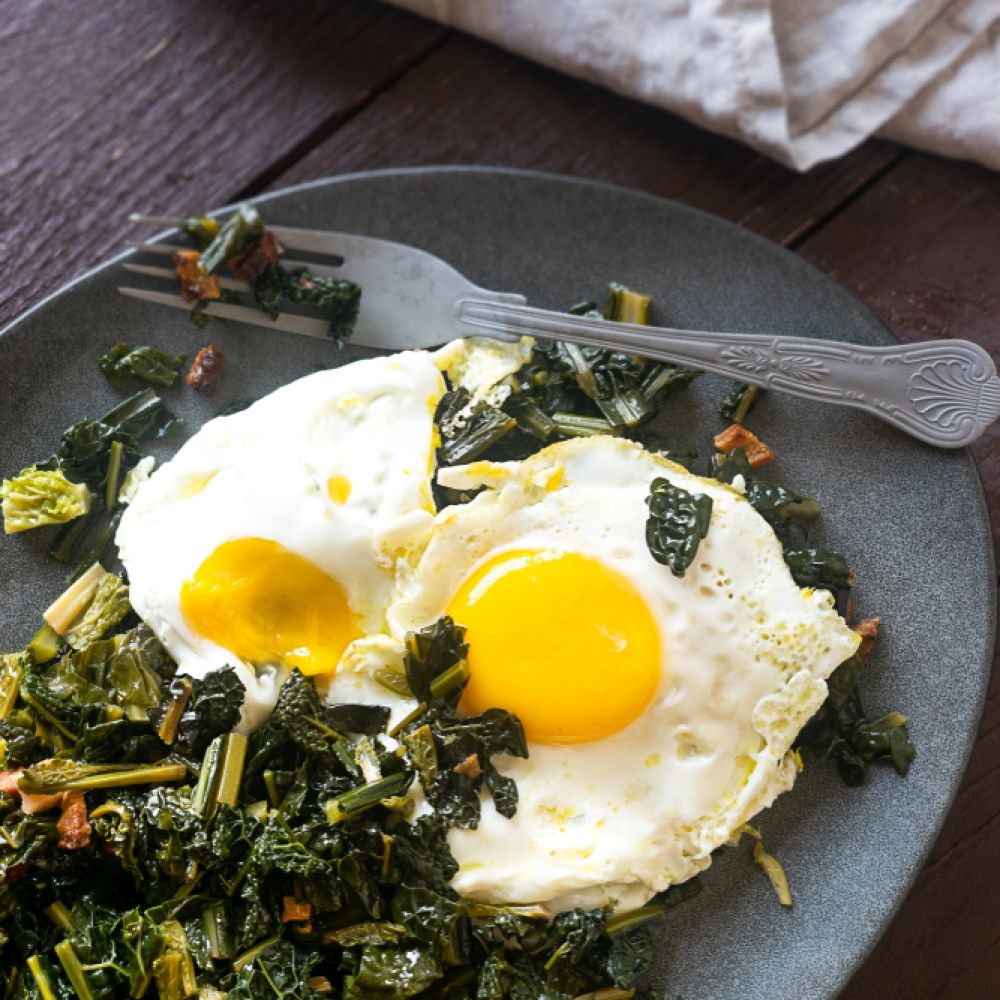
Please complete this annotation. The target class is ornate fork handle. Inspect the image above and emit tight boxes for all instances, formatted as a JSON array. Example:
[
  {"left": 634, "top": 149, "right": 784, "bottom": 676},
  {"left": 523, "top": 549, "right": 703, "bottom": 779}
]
[{"left": 456, "top": 299, "right": 1000, "bottom": 449}]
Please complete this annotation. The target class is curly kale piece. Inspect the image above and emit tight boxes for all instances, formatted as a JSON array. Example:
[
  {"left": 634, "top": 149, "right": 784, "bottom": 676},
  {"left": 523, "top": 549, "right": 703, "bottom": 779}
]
[
  {"left": 796, "top": 654, "right": 915, "bottom": 785},
  {"left": 252, "top": 264, "right": 362, "bottom": 345},
  {"left": 720, "top": 381, "right": 761, "bottom": 423},
  {"left": 225, "top": 940, "right": 325, "bottom": 998},
  {"left": 99, "top": 342, "right": 187, "bottom": 391},
  {"left": 639, "top": 433, "right": 697, "bottom": 471},
  {"left": 325, "top": 703, "right": 391, "bottom": 736},
  {"left": 399, "top": 618, "right": 527, "bottom": 828},
  {"left": 0, "top": 719, "right": 45, "bottom": 767},
  {"left": 645, "top": 478, "right": 713, "bottom": 577},
  {"left": 783, "top": 548, "right": 854, "bottom": 591},
  {"left": 0, "top": 466, "right": 90, "bottom": 534},
  {"left": 175, "top": 666, "right": 246, "bottom": 755},
  {"left": 63, "top": 572, "right": 131, "bottom": 651}
]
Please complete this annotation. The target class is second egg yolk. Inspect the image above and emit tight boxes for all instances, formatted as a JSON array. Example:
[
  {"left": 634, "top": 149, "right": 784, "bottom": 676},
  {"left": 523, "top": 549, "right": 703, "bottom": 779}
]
[
  {"left": 180, "top": 537, "right": 358, "bottom": 676},
  {"left": 447, "top": 549, "right": 661, "bottom": 744}
]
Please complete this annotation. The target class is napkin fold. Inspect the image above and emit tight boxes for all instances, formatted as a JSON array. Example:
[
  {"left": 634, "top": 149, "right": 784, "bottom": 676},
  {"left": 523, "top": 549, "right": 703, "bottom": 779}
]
[{"left": 388, "top": 0, "right": 1000, "bottom": 171}]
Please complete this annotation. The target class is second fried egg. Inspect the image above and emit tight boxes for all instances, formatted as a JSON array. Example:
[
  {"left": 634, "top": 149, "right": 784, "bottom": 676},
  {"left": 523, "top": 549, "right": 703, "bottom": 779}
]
[{"left": 386, "top": 436, "right": 860, "bottom": 910}]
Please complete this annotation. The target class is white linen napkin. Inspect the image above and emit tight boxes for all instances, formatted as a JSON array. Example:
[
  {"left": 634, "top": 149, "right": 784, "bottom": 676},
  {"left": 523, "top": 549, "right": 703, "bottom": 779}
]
[{"left": 387, "top": 0, "right": 1000, "bottom": 171}]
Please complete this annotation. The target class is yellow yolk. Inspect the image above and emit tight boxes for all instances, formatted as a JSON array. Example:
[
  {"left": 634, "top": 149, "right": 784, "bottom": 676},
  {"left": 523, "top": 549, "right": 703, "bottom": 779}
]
[
  {"left": 447, "top": 550, "right": 661, "bottom": 744},
  {"left": 180, "top": 537, "right": 358, "bottom": 676},
  {"left": 326, "top": 474, "right": 352, "bottom": 504}
]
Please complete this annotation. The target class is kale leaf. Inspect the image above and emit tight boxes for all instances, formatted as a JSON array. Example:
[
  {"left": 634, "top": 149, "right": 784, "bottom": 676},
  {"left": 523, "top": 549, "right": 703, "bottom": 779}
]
[
  {"left": 99, "top": 343, "right": 187, "bottom": 391},
  {"left": 645, "top": 478, "right": 713, "bottom": 577}
]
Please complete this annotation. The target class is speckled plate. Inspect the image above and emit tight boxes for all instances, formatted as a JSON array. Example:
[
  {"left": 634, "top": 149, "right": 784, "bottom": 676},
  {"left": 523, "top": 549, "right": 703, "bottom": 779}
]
[{"left": 0, "top": 168, "right": 994, "bottom": 999}]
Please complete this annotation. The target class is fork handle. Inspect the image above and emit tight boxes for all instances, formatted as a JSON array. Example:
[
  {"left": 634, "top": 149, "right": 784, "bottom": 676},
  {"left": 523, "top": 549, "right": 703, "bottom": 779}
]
[{"left": 455, "top": 298, "right": 1000, "bottom": 449}]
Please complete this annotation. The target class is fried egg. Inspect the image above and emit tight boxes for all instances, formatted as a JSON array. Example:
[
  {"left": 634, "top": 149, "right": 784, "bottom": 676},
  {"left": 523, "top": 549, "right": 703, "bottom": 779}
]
[
  {"left": 385, "top": 436, "right": 860, "bottom": 910},
  {"left": 116, "top": 351, "right": 445, "bottom": 729}
]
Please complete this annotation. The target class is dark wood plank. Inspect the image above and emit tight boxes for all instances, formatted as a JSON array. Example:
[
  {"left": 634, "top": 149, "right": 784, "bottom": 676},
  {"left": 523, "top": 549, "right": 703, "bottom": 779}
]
[
  {"left": 795, "top": 155, "right": 1000, "bottom": 998},
  {"left": 0, "top": 0, "right": 445, "bottom": 326},
  {"left": 276, "top": 34, "right": 901, "bottom": 247}
]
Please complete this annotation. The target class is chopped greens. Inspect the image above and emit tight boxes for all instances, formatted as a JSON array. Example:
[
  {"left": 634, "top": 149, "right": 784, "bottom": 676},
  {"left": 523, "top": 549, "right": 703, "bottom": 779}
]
[
  {"left": 0, "top": 604, "right": 683, "bottom": 998},
  {"left": 2, "top": 389, "right": 180, "bottom": 575},
  {"left": 98, "top": 342, "right": 187, "bottom": 390},
  {"left": 796, "top": 654, "right": 915, "bottom": 785},
  {"left": 645, "top": 479, "right": 713, "bottom": 577},
  {"left": 719, "top": 381, "right": 761, "bottom": 423},
  {"left": 177, "top": 203, "right": 363, "bottom": 344},
  {"left": 1, "top": 467, "right": 90, "bottom": 534}
]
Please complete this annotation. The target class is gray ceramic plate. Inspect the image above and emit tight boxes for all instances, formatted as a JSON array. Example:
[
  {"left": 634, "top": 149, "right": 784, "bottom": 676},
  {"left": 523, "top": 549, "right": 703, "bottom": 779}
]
[{"left": 0, "top": 168, "right": 994, "bottom": 999}]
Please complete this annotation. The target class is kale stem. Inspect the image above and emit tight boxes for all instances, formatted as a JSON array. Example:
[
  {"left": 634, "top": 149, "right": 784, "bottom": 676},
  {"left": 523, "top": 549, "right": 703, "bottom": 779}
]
[
  {"left": 231, "top": 934, "right": 282, "bottom": 973},
  {"left": 323, "top": 772, "right": 412, "bottom": 825},
  {"left": 215, "top": 733, "right": 248, "bottom": 809},
  {"left": 19, "top": 761, "right": 189, "bottom": 794},
  {"left": 25, "top": 958, "right": 58, "bottom": 1000},
  {"left": 0, "top": 655, "right": 22, "bottom": 720},
  {"left": 551, "top": 412, "right": 621, "bottom": 438},
  {"left": 603, "top": 905, "right": 664, "bottom": 935},
  {"left": 262, "top": 769, "right": 281, "bottom": 809},
  {"left": 55, "top": 940, "right": 95, "bottom": 1000},
  {"left": 157, "top": 679, "right": 193, "bottom": 745},
  {"left": 429, "top": 659, "right": 470, "bottom": 700},
  {"left": 44, "top": 901, "right": 78, "bottom": 932},
  {"left": 104, "top": 440, "right": 123, "bottom": 511},
  {"left": 388, "top": 702, "right": 429, "bottom": 738}
]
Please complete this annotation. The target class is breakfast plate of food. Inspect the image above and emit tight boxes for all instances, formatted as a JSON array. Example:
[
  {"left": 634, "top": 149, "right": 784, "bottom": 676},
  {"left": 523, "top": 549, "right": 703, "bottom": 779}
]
[{"left": 0, "top": 167, "right": 993, "bottom": 999}]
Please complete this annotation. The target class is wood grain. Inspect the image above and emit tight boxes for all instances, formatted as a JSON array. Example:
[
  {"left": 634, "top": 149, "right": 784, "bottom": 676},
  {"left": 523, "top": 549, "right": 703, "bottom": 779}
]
[
  {"left": 797, "top": 154, "right": 1000, "bottom": 999},
  {"left": 0, "top": 0, "right": 444, "bottom": 326},
  {"left": 277, "top": 34, "right": 901, "bottom": 248}
]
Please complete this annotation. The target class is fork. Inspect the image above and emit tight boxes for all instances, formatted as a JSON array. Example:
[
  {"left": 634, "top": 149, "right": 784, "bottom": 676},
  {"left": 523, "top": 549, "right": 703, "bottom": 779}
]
[{"left": 121, "top": 215, "right": 1000, "bottom": 449}]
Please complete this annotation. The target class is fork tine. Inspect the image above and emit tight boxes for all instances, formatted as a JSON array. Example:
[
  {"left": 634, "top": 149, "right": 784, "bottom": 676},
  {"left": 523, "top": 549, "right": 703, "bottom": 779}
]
[
  {"left": 126, "top": 241, "right": 347, "bottom": 279},
  {"left": 129, "top": 213, "right": 183, "bottom": 227},
  {"left": 129, "top": 215, "right": 361, "bottom": 260},
  {"left": 117, "top": 287, "right": 333, "bottom": 340},
  {"left": 122, "top": 262, "right": 249, "bottom": 292}
]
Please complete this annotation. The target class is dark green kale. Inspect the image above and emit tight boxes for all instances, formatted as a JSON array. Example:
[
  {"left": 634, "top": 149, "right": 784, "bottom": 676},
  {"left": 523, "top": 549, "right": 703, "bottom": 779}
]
[
  {"left": 396, "top": 618, "right": 527, "bottom": 829},
  {"left": 645, "top": 479, "right": 713, "bottom": 577},
  {"left": 783, "top": 548, "right": 855, "bottom": 591},
  {"left": 38, "top": 389, "right": 180, "bottom": 575},
  {"left": 719, "top": 381, "right": 761, "bottom": 423},
  {"left": 99, "top": 343, "right": 187, "bottom": 391},
  {"left": 198, "top": 203, "right": 264, "bottom": 275},
  {"left": 325, "top": 703, "right": 391, "bottom": 736},
  {"left": 639, "top": 432, "right": 698, "bottom": 471},
  {"left": 797, "top": 654, "right": 915, "bottom": 785},
  {"left": 174, "top": 666, "right": 246, "bottom": 755},
  {"left": 435, "top": 387, "right": 517, "bottom": 466}
]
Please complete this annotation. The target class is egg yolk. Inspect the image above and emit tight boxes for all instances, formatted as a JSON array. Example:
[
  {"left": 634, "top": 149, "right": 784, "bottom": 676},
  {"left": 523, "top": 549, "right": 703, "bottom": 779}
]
[
  {"left": 447, "top": 550, "right": 661, "bottom": 744},
  {"left": 180, "top": 537, "right": 358, "bottom": 676}
]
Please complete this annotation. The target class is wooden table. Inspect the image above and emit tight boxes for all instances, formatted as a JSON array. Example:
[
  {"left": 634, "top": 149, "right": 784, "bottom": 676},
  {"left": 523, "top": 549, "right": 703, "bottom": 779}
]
[{"left": 2, "top": 3, "right": 997, "bottom": 996}]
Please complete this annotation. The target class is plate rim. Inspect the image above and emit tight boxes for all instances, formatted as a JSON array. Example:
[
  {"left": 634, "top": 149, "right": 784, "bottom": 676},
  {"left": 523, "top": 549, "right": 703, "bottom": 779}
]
[{"left": 1, "top": 164, "right": 995, "bottom": 996}]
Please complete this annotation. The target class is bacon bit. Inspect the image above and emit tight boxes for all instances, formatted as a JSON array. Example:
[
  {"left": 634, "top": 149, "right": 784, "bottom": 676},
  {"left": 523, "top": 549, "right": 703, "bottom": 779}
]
[
  {"left": 172, "top": 249, "right": 221, "bottom": 303},
  {"left": 57, "top": 790, "right": 92, "bottom": 850},
  {"left": 0, "top": 769, "right": 22, "bottom": 797},
  {"left": 714, "top": 424, "right": 776, "bottom": 469},
  {"left": 282, "top": 896, "right": 312, "bottom": 923},
  {"left": 185, "top": 344, "right": 227, "bottom": 395},
  {"left": 452, "top": 753, "right": 482, "bottom": 780},
  {"left": 855, "top": 616, "right": 881, "bottom": 663},
  {"left": 229, "top": 229, "right": 284, "bottom": 281}
]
